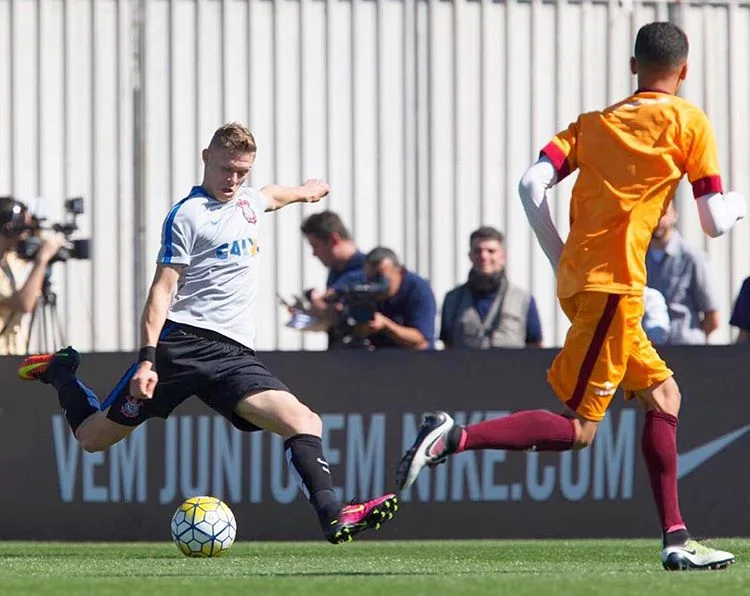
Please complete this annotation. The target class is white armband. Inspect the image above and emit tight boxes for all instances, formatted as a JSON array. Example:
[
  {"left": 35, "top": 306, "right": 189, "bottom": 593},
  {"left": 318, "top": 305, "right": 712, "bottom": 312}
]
[{"left": 696, "top": 191, "right": 747, "bottom": 238}]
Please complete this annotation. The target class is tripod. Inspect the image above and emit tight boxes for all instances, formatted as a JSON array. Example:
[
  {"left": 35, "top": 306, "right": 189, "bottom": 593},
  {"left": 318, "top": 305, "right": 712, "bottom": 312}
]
[{"left": 27, "top": 267, "right": 66, "bottom": 354}]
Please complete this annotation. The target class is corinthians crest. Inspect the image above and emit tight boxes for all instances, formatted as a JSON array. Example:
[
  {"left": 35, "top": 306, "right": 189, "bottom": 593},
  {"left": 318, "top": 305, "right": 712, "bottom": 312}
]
[
  {"left": 236, "top": 199, "right": 257, "bottom": 224},
  {"left": 120, "top": 396, "right": 143, "bottom": 419}
]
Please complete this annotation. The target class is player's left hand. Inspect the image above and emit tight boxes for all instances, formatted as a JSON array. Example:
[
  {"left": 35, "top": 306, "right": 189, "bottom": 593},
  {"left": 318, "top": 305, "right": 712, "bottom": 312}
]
[
  {"left": 130, "top": 362, "right": 159, "bottom": 399},
  {"left": 300, "top": 179, "right": 331, "bottom": 203}
]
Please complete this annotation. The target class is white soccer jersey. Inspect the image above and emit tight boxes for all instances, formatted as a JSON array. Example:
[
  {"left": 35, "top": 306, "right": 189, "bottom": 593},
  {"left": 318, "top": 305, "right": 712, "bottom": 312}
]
[{"left": 157, "top": 185, "right": 268, "bottom": 349}]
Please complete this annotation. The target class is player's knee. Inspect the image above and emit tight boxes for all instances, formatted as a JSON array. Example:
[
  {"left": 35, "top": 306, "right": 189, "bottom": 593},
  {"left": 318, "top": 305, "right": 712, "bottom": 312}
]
[
  {"left": 77, "top": 431, "right": 111, "bottom": 453},
  {"left": 302, "top": 409, "right": 323, "bottom": 436},
  {"left": 573, "top": 436, "right": 594, "bottom": 449},
  {"left": 75, "top": 421, "right": 123, "bottom": 453},
  {"left": 642, "top": 376, "right": 681, "bottom": 416},
  {"left": 275, "top": 391, "right": 322, "bottom": 436},
  {"left": 659, "top": 386, "right": 681, "bottom": 415},
  {"left": 291, "top": 404, "right": 322, "bottom": 436}
]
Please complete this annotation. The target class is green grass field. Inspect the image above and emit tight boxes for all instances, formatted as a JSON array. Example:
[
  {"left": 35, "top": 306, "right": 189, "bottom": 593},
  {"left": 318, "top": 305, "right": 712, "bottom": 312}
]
[{"left": 1, "top": 539, "right": 747, "bottom": 595}]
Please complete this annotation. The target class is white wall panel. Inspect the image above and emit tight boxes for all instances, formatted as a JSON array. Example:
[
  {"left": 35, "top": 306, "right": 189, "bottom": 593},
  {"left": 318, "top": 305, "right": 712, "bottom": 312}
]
[
  {"left": 529, "top": 0, "right": 557, "bottom": 343},
  {"left": 1, "top": 0, "right": 749, "bottom": 353},
  {"left": 0, "top": 2, "right": 10, "bottom": 192},
  {"left": 0, "top": 0, "right": 135, "bottom": 353},
  {"left": 726, "top": 1, "right": 750, "bottom": 309}
]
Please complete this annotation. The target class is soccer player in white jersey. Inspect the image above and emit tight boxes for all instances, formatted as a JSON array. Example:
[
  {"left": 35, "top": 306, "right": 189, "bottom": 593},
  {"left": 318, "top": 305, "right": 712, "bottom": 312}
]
[{"left": 19, "top": 122, "right": 398, "bottom": 544}]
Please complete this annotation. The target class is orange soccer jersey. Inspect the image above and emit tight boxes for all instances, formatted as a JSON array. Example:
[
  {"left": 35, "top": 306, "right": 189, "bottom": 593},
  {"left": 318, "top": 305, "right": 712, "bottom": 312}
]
[{"left": 542, "top": 90, "right": 723, "bottom": 299}]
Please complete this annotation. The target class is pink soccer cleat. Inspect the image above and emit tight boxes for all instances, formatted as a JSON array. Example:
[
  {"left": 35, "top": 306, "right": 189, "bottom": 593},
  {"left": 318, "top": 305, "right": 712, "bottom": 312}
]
[{"left": 324, "top": 493, "right": 399, "bottom": 544}]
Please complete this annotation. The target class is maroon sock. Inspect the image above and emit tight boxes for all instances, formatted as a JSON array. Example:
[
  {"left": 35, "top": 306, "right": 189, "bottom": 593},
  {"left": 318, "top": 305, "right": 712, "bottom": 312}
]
[
  {"left": 641, "top": 411, "right": 686, "bottom": 533},
  {"left": 458, "top": 409, "right": 576, "bottom": 452}
]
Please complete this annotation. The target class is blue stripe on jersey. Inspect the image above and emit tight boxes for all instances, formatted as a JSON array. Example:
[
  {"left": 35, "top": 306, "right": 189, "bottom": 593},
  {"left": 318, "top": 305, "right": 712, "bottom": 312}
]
[
  {"left": 161, "top": 186, "right": 205, "bottom": 263},
  {"left": 101, "top": 362, "right": 139, "bottom": 410}
]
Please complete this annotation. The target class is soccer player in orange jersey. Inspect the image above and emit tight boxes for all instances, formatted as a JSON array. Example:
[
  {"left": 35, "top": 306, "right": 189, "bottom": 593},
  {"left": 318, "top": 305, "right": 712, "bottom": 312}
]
[{"left": 396, "top": 22, "right": 746, "bottom": 570}]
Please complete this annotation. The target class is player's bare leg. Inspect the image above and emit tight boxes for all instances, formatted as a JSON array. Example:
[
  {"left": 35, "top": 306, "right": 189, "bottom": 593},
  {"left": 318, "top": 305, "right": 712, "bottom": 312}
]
[
  {"left": 636, "top": 378, "right": 735, "bottom": 570},
  {"left": 75, "top": 413, "right": 135, "bottom": 452},
  {"left": 19, "top": 346, "right": 135, "bottom": 451},
  {"left": 236, "top": 390, "right": 398, "bottom": 544}
]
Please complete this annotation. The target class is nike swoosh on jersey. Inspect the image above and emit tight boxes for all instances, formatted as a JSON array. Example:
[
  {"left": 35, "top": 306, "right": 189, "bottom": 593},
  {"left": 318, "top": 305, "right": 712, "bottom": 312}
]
[{"left": 677, "top": 423, "right": 750, "bottom": 479}]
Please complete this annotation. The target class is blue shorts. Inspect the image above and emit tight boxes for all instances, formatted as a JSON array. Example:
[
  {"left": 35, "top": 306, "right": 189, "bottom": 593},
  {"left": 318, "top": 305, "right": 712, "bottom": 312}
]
[{"left": 104, "top": 321, "right": 289, "bottom": 431}]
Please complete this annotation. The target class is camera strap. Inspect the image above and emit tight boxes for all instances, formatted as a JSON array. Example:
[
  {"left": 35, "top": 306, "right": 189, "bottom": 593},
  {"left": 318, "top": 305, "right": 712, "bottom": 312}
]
[{"left": 476, "top": 275, "right": 509, "bottom": 347}]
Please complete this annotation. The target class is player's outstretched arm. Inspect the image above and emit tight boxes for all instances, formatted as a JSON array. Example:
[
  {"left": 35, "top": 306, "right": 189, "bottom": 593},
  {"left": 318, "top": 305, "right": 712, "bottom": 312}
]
[
  {"left": 130, "top": 264, "right": 181, "bottom": 399},
  {"left": 695, "top": 191, "right": 747, "bottom": 238},
  {"left": 518, "top": 156, "right": 565, "bottom": 272},
  {"left": 141, "top": 264, "right": 181, "bottom": 348},
  {"left": 261, "top": 179, "right": 330, "bottom": 212}
]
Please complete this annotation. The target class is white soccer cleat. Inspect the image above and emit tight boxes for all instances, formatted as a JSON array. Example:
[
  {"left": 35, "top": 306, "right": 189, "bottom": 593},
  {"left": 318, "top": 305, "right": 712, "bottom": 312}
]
[
  {"left": 395, "top": 411, "right": 457, "bottom": 491},
  {"left": 661, "top": 539, "right": 735, "bottom": 571}
]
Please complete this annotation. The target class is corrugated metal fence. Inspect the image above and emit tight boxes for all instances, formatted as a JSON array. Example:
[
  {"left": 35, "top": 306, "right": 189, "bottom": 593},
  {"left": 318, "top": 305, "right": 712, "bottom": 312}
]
[{"left": 1, "top": 0, "right": 749, "bottom": 351}]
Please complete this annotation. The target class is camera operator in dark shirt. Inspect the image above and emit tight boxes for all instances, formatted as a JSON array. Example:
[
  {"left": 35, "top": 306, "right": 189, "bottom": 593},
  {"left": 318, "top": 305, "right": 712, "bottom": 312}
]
[
  {"left": 301, "top": 211, "right": 366, "bottom": 294},
  {"left": 299, "top": 211, "right": 366, "bottom": 348},
  {"left": 0, "top": 197, "right": 66, "bottom": 354},
  {"left": 347, "top": 247, "right": 436, "bottom": 350}
]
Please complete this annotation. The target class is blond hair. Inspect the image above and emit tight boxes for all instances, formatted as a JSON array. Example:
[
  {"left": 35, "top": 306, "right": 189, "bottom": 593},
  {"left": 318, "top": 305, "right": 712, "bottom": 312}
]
[{"left": 208, "top": 122, "right": 257, "bottom": 153}]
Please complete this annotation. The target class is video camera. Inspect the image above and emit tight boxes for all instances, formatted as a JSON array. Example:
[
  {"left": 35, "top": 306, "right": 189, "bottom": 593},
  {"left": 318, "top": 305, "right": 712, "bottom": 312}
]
[
  {"left": 327, "top": 277, "right": 390, "bottom": 347},
  {"left": 16, "top": 197, "right": 91, "bottom": 264}
]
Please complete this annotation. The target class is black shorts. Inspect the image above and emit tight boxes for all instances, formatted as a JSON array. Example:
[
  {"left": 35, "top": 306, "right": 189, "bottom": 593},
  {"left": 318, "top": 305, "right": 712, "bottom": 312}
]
[{"left": 104, "top": 321, "right": 289, "bottom": 431}]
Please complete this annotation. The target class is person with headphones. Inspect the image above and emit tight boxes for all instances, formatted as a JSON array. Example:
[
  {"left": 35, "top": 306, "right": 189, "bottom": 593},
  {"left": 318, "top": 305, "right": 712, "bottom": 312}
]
[{"left": 0, "top": 197, "right": 66, "bottom": 354}]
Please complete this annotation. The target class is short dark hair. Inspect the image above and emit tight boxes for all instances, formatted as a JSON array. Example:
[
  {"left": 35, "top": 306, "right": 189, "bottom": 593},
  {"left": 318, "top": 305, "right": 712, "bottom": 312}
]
[
  {"left": 365, "top": 246, "right": 401, "bottom": 268},
  {"left": 634, "top": 22, "right": 689, "bottom": 71},
  {"left": 469, "top": 226, "right": 504, "bottom": 247},
  {"left": 300, "top": 211, "right": 352, "bottom": 241}
]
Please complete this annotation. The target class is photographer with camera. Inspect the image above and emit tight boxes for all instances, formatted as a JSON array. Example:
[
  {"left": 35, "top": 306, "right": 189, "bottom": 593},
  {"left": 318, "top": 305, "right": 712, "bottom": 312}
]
[
  {"left": 300, "top": 211, "right": 366, "bottom": 346},
  {"left": 335, "top": 247, "right": 436, "bottom": 350},
  {"left": 301, "top": 211, "right": 365, "bottom": 303},
  {"left": 301, "top": 211, "right": 365, "bottom": 292},
  {"left": 0, "top": 197, "right": 67, "bottom": 355}
]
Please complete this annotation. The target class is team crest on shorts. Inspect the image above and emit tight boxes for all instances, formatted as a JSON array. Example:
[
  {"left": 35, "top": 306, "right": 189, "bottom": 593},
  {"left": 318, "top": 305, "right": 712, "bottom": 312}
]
[
  {"left": 236, "top": 199, "right": 257, "bottom": 224},
  {"left": 121, "top": 396, "right": 143, "bottom": 418}
]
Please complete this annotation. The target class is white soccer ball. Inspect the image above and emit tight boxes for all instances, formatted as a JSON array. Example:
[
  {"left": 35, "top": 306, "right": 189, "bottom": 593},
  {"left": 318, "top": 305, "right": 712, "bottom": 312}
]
[{"left": 170, "top": 495, "right": 237, "bottom": 557}]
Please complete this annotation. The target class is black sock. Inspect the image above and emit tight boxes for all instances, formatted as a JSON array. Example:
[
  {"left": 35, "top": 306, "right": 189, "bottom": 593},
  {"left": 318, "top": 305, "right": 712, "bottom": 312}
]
[
  {"left": 55, "top": 377, "right": 100, "bottom": 434},
  {"left": 663, "top": 528, "right": 691, "bottom": 547},
  {"left": 284, "top": 434, "right": 342, "bottom": 525}
]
